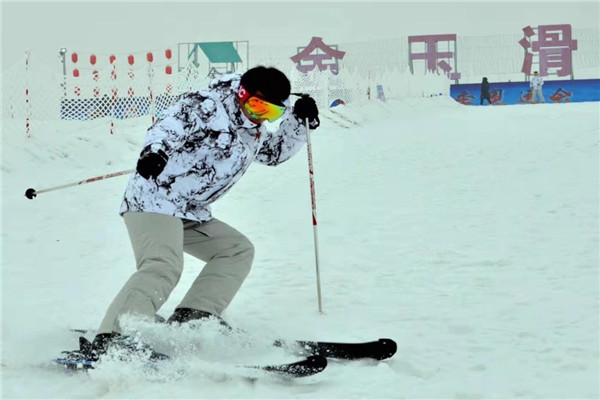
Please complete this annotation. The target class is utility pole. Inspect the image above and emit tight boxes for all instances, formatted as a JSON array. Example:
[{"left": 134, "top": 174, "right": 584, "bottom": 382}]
[{"left": 59, "top": 48, "right": 67, "bottom": 98}]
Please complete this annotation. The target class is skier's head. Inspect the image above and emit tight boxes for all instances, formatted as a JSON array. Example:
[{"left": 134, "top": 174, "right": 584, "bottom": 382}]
[
  {"left": 238, "top": 66, "right": 291, "bottom": 123},
  {"left": 240, "top": 66, "right": 291, "bottom": 105},
  {"left": 533, "top": 71, "right": 539, "bottom": 75}
]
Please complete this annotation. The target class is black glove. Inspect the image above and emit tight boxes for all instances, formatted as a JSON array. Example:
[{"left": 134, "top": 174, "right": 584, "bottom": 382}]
[
  {"left": 136, "top": 147, "right": 168, "bottom": 180},
  {"left": 293, "top": 95, "right": 320, "bottom": 129}
]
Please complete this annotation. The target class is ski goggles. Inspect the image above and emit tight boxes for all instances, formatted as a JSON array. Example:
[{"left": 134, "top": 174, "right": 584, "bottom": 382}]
[{"left": 237, "top": 85, "right": 287, "bottom": 122}]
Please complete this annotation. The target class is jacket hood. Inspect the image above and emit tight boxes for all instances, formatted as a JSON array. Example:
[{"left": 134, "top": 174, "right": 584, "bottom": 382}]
[
  {"left": 207, "top": 73, "right": 259, "bottom": 129},
  {"left": 208, "top": 73, "right": 241, "bottom": 100}
]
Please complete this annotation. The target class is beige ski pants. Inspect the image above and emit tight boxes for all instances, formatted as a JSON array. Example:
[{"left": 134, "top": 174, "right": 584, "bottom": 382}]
[
  {"left": 531, "top": 86, "right": 545, "bottom": 103},
  {"left": 98, "top": 212, "right": 254, "bottom": 334}
]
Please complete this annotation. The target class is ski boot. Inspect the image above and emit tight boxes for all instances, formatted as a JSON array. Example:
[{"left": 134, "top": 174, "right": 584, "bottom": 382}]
[
  {"left": 55, "top": 332, "right": 169, "bottom": 370},
  {"left": 167, "top": 308, "right": 234, "bottom": 331}
]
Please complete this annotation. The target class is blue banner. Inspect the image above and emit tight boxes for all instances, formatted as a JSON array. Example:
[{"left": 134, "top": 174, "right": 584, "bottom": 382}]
[{"left": 450, "top": 79, "right": 600, "bottom": 106}]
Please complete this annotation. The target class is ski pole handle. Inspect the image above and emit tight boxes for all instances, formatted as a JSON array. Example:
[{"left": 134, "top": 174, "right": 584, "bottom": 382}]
[
  {"left": 25, "top": 168, "right": 135, "bottom": 199},
  {"left": 305, "top": 117, "right": 323, "bottom": 314}
]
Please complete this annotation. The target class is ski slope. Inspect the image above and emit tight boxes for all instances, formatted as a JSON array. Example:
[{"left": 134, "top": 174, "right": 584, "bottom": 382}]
[{"left": 1, "top": 97, "right": 599, "bottom": 399}]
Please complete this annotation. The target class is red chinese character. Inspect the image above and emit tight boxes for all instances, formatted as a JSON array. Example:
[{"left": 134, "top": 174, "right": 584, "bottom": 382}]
[
  {"left": 489, "top": 89, "right": 506, "bottom": 105},
  {"left": 456, "top": 91, "right": 475, "bottom": 105},
  {"left": 409, "top": 34, "right": 461, "bottom": 80},
  {"left": 290, "top": 37, "right": 346, "bottom": 75},
  {"left": 518, "top": 89, "right": 534, "bottom": 104},
  {"left": 519, "top": 24, "right": 578, "bottom": 76},
  {"left": 549, "top": 88, "right": 572, "bottom": 103}
]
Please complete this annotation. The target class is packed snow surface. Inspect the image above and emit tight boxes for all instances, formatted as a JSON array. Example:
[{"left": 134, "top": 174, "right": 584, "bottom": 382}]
[{"left": 2, "top": 97, "right": 598, "bottom": 399}]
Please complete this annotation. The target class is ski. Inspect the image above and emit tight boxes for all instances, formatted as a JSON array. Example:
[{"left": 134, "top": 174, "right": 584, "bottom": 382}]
[
  {"left": 68, "top": 329, "right": 396, "bottom": 361},
  {"left": 249, "top": 355, "right": 327, "bottom": 377},
  {"left": 275, "top": 338, "right": 397, "bottom": 361},
  {"left": 52, "top": 353, "right": 326, "bottom": 378}
]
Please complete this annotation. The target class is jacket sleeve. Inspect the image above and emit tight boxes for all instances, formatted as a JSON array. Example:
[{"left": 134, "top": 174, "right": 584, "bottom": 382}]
[
  {"left": 254, "top": 114, "right": 308, "bottom": 166},
  {"left": 141, "top": 92, "right": 219, "bottom": 156}
]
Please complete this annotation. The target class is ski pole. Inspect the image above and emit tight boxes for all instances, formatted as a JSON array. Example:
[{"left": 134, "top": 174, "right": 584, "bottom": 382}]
[
  {"left": 25, "top": 168, "right": 135, "bottom": 199},
  {"left": 305, "top": 116, "right": 323, "bottom": 314}
]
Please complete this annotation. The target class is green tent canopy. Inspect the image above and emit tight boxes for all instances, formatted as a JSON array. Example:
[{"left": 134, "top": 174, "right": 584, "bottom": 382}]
[{"left": 195, "top": 42, "right": 242, "bottom": 63}]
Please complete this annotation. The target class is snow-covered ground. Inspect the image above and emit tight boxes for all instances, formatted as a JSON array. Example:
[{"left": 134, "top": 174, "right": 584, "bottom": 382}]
[{"left": 1, "top": 97, "right": 598, "bottom": 399}]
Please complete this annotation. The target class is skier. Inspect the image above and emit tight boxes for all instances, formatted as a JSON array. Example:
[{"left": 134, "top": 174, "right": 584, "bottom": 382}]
[
  {"left": 530, "top": 71, "right": 545, "bottom": 103},
  {"left": 480, "top": 77, "right": 491, "bottom": 105},
  {"left": 76, "top": 66, "right": 320, "bottom": 362}
]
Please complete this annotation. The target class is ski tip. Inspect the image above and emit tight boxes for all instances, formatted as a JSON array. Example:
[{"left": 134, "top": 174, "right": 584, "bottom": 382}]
[
  {"left": 260, "top": 355, "right": 327, "bottom": 378},
  {"left": 377, "top": 338, "right": 397, "bottom": 360},
  {"left": 291, "top": 355, "right": 328, "bottom": 377}
]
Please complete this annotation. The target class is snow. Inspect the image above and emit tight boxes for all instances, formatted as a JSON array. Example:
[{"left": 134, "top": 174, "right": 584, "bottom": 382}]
[{"left": 1, "top": 97, "right": 599, "bottom": 399}]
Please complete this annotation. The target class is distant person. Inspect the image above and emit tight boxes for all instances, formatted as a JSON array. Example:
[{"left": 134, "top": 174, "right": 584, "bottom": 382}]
[
  {"left": 480, "top": 77, "right": 491, "bottom": 105},
  {"left": 530, "top": 71, "right": 545, "bottom": 103}
]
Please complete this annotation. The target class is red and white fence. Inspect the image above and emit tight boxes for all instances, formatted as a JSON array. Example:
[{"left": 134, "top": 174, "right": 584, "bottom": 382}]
[{"left": 2, "top": 47, "right": 212, "bottom": 136}]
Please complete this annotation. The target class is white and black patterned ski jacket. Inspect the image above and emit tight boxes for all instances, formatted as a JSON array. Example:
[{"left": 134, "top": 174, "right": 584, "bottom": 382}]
[
  {"left": 120, "top": 74, "right": 307, "bottom": 222},
  {"left": 530, "top": 75, "right": 544, "bottom": 88}
]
